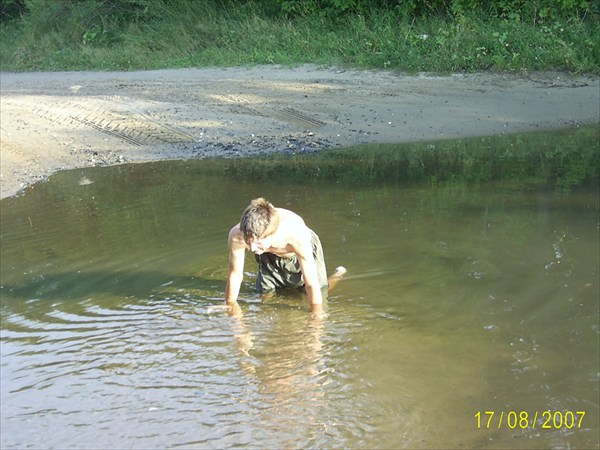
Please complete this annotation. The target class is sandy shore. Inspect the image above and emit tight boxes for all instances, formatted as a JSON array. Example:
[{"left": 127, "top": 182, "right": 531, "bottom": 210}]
[{"left": 1, "top": 66, "right": 598, "bottom": 199}]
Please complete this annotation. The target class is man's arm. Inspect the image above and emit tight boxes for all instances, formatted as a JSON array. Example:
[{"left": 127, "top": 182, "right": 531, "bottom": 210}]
[
  {"left": 225, "top": 226, "right": 246, "bottom": 305},
  {"left": 295, "top": 233, "right": 324, "bottom": 312}
]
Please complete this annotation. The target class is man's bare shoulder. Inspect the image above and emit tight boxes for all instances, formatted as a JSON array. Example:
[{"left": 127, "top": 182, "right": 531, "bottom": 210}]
[
  {"left": 275, "top": 208, "right": 307, "bottom": 228},
  {"left": 228, "top": 224, "right": 245, "bottom": 248},
  {"left": 274, "top": 208, "right": 312, "bottom": 247}
]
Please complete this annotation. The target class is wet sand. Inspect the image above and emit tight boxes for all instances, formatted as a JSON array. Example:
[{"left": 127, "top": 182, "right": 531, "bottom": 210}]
[{"left": 1, "top": 65, "right": 598, "bottom": 198}]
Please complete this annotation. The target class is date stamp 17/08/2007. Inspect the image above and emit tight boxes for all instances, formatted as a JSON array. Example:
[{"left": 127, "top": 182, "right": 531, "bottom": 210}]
[{"left": 475, "top": 411, "right": 586, "bottom": 430}]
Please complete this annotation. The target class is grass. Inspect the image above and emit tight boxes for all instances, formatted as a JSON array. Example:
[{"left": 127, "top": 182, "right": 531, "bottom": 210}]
[
  {"left": 209, "top": 125, "right": 600, "bottom": 190},
  {"left": 0, "top": 2, "right": 599, "bottom": 73}
]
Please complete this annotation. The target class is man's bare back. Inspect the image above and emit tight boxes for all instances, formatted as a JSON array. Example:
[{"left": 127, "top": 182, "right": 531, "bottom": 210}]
[{"left": 228, "top": 208, "right": 310, "bottom": 258}]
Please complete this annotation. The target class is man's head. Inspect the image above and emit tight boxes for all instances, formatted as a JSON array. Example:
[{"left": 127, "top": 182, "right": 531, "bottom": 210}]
[{"left": 240, "top": 198, "right": 280, "bottom": 253}]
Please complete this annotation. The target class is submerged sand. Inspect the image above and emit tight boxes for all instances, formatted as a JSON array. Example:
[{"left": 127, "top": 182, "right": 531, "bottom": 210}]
[{"left": 1, "top": 66, "right": 598, "bottom": 198}]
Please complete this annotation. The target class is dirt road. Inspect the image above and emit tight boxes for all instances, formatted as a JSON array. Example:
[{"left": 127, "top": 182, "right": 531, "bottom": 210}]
[{"left": 1, "top": 66, "right": 598, "bottom": 198}]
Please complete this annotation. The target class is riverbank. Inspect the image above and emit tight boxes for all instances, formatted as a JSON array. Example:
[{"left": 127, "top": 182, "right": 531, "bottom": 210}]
[{"left": 1, "top": 66, "right": 599, "bottom": 199}]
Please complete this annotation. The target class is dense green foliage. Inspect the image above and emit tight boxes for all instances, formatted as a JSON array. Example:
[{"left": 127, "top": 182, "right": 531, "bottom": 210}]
[
  {"left": 264, "top": 0, "right": 596, "bottom": 21},
  {"left": 0, "top": 0, "right": 598, "bottom": 72}
]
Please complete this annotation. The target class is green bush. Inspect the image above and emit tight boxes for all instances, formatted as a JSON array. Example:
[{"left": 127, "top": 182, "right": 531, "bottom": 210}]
[
  {"left": 0, "top": 0, "right": 26, "bottom": 22},
  {"left": 5, "top": 0, "right": 596, "bottom": 25},
  {"left": 259, "top": 0, "right": 595, "bottom": 21},
  {"left": 1, "top": 0, "right": 598, "bottom": 72}
]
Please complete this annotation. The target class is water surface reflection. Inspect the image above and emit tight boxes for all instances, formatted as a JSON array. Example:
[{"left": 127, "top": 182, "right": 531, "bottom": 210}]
[{"left": 1, "top": 127, "right": 598, "bottom": 449}]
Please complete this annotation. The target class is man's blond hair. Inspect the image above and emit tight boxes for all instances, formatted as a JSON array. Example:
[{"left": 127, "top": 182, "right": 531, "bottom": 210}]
[{"left": 239, "top": 198, "right": 280, "bottom": 243}]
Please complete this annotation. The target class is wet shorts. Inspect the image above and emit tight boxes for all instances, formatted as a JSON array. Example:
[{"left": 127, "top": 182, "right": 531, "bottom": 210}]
[{"left": 255, "top": 229, "right": 328, "bottom": 293}]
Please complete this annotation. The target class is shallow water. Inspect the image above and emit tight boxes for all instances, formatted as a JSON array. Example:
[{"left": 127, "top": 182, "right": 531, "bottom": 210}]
[{"left": 1, "top": 128, "right": 599, "bottom": 449}]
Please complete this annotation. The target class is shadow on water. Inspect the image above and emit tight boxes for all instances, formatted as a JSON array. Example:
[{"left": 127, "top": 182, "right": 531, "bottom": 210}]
[
  {"left": 1, "top": 125, "right": 599, "bottom": 449},
  {"left": 1, "top": 270, "right": 225, "bottom": 304}
]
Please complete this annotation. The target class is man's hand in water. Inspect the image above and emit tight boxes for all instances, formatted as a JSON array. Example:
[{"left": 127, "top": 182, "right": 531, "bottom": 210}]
[
  {"left": 311, "top": 266, "right": 347, "bottom": 318},
  {"left": 226, "top": 300, "right": 243, "bottom": 318}
]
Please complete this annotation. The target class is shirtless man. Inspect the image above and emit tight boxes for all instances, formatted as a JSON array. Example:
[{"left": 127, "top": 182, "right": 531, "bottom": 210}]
[{"left": 226, "top": 198, "right": 345, "bottom": 313}]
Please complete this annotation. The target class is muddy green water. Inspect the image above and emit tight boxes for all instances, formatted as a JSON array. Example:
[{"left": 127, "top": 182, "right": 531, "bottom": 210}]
[{"left": 1, "top": 127, "right": 599, "bottom": 449}]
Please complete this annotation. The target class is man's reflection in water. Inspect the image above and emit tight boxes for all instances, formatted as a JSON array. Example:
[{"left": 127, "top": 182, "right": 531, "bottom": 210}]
[{"left": 227, "top": 290, "right": 330, "bottom": 423}]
